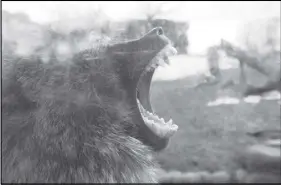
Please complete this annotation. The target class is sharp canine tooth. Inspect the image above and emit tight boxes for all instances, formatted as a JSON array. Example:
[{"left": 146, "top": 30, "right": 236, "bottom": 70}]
[
  {"left": 165, "top": 125, "right": 178, "bottom": 138},
  {"left": 143, "top": 116, "right": 149, "bottom": 123},
  {"left": 155, "top": 114, "right": 160, "bottom": 119},
  {"left": 145, "top": 66, "right": 150, "bottom": 72},
  {"left": 170, "top": 46, "right": 177, "bottom": 55},
  {"left": 158, "top": 58, "right": 167, "bottom": 67},
  {"left": 149, "top": 120, "right": 158, "bottom": 131},
  {"left": 167, "top": 45, "right": 178, "bottom": 55},
  {"left": 146, "top": 118, "right": 153, "bottom": 125},
  {"left": 164, "top": 58, "right": 170, "bottom": 66},
  {"left": 147, "top": 45, "right": 178, "bottom": 72},
  {"left": 167, "top": 119, "right": 173, "bottom": 125},
  {"left": 153, "top": 58, "right": 159, "bottom": 65},
  {"left": 152, "top": 62, "right": 158, "bottom": 67}
]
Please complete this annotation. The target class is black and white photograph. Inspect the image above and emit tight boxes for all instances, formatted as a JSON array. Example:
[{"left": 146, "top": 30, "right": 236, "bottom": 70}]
[{"left": 1, "top": 1, "right": 281, "bottom": 183}]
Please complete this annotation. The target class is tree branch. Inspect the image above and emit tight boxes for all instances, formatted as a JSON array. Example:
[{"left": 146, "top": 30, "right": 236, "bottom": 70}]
[
  {"left": 220, "top": 39, "right": 280, "bottom": 96},
  {"left": 220, "top": 39, "right": 278, "bottom": 79}
]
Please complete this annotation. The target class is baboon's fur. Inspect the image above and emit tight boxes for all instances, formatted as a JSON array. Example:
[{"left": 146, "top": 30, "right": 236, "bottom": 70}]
[{"left": 2, "top": 28, "right": 170, "bottom": 183}]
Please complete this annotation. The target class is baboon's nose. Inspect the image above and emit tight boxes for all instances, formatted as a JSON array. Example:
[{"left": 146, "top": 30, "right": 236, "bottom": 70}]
[
  {"left": 156, "top": 27, "right": 164, "bottom": 35},
  {"left": 147, "top": 27, "right": 164, "bottom": 36}
]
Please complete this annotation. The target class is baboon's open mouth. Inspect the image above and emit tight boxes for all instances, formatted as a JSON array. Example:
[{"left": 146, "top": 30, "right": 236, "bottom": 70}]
[{"left": 136, "top": 44, "right": 178, "bottom": 138}]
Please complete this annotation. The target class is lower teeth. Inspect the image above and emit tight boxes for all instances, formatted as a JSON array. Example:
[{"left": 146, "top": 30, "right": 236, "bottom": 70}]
[{"left": 137, "top": 98, "right": 178, "bottom": 137}]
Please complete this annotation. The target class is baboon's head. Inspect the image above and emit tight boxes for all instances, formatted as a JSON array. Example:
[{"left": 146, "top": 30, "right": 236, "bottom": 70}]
[
  {"left": 105, "top": 27, "right": 178, "bottom": 150},
  {"left": 2, "top": 27, "right": 179, "bottom": 176}
]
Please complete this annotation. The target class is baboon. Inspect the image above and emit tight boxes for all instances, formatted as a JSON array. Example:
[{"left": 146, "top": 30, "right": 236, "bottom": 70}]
[{"left": 2, "top": 27, "right": 178, "bottom": 183}]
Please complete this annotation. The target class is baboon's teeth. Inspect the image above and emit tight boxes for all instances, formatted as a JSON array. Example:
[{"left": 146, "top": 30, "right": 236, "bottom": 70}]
[
  {"left": 137, "top": 98, "right": 178, "bottom": 138},
  {"left": 163, "top": 56, "right": 170, "bottom": 65},
  {"left": 158, "top": 58, "right": 167, "bottom": 67},
  {"left": 167, "top": 119, "right": 173, "bottom": 125},
  {"left": 144, "top": 44, "right": 177, "bottom": 72},
  {"left": 166, "top": 45, "right": 178, "bottom": 56},
  {"left": 152, "top": 62, "right": 158, "bottom": 67},
  {"left": 138, "top": 45, "right": 178, "bottom": 138},
  {"left": 158, "top": 45, "right": 177, "bottom": 57}
]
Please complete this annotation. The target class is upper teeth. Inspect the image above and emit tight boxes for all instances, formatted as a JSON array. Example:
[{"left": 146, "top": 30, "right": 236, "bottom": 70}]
[
  {"left": 145, "top": 45, "right": 177, "bottom": 72},
  {"left": 158, "top": 45, "right": 177, "bottom": 58},
  {"left": 158, "top": 58, "right": 167, "bottom": 67},
  {"left": 166, "top": 45, "right": 177, "bottom": 55},
  {"left": 167, "top": 119, "right": 173, "bottom": 125},
  {"left": 138, "top": 45, "right": 178, "bottom": 137}
]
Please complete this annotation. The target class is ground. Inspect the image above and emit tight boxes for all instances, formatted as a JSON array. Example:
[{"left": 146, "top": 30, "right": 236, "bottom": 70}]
[{"left": 150, "top": 55, "right": 280, "bottom": 173}]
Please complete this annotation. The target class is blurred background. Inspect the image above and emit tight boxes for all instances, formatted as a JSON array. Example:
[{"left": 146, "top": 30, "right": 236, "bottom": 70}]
[{"left": 2, "top": 1, "right": 280, "bottom": 174}]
